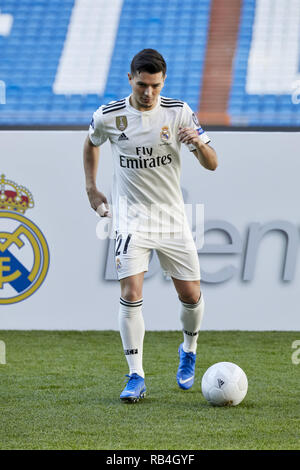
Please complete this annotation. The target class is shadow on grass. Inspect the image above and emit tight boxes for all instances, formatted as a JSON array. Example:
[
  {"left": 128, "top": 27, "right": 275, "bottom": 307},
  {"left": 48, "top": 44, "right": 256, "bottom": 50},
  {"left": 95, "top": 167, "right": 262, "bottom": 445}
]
[{"left": 98, "top": 392, "right": 256, "bottom": 411}]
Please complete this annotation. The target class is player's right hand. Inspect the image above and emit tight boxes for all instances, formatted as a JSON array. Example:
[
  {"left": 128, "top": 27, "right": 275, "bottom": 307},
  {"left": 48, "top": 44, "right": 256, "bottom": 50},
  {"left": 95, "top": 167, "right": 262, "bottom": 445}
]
[{"left": 86, "top": 187, "right": 109, "bottom": 216}]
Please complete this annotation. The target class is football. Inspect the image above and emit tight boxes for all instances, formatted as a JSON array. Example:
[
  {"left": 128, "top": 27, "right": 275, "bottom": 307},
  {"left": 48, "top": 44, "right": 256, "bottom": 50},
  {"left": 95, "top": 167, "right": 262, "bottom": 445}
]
[{"left": 201, "top": 362, "right": 248, "bottom": 406}]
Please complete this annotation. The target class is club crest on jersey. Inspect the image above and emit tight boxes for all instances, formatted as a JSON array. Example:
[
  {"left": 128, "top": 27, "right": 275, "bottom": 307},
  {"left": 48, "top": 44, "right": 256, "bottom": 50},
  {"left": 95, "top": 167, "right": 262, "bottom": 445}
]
[
  {"left": 160, "top": 126, "right": 170, "bottom": 142},
  {"left": 116, "top": 257, "right": 122, "bottom": 270},
  {"left": 116, "top": 116, "right": 128, "bottom": 132}
]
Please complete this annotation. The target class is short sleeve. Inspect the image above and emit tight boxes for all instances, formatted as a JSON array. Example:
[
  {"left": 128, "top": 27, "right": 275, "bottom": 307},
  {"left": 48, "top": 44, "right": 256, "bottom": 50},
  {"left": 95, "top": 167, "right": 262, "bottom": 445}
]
[
  {"left": 88, "top": 107, "right": 109, "bottom": 147},
  {"left": 180, "top": 103, "right": 211, "bottom": 151}
]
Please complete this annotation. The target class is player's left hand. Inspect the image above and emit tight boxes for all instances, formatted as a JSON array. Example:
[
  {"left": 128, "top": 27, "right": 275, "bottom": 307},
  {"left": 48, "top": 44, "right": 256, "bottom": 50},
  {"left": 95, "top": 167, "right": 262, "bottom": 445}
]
[{"left": 178, "top": 127, "right": 202, "bottom": 148}]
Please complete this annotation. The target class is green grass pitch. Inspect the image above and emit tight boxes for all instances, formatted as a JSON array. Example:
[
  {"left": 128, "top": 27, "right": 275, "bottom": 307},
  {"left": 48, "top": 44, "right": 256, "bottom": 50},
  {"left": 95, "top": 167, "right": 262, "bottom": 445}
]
[{"left": 0, "top": 330, "right": 299, "bottom": 450}]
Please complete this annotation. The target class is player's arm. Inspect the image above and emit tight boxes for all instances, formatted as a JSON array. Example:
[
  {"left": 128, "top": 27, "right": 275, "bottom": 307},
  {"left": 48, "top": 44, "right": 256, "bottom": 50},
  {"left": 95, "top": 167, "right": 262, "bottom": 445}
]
[
  {"left": 178, "top": 127, "right": 218, "bottom": 171},
  {"left": 83, "top": 135, "right": 109, "bottom": 212}
]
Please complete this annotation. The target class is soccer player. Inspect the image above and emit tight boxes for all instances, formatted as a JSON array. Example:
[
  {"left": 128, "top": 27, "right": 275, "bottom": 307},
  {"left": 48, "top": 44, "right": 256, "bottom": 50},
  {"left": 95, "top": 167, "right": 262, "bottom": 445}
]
[{"left": 83, "top": 49, "right": 218, "bottom": 403}]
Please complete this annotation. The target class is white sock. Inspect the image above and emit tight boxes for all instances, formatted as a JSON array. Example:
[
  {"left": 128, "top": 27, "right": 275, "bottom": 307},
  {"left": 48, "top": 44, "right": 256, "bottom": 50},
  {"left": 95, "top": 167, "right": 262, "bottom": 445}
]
[
  {"left": 180, "top": 294, "right": 205, "bottom": 354},
  {"left": 118, "top": 297, "right": 145, "bottom": 378}
]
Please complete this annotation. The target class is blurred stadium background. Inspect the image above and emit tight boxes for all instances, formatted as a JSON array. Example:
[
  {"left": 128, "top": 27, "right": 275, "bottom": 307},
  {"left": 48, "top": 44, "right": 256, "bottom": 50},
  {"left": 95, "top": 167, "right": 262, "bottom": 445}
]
[{"left": 0, "top": 0, "right": 299, "bottom": 128}]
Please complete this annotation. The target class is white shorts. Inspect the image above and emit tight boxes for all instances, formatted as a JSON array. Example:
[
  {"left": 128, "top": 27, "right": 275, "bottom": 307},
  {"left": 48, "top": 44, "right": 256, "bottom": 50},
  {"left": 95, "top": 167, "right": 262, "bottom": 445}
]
[{"left": 114, "top": 231, "right": 201, "bottom": 281}]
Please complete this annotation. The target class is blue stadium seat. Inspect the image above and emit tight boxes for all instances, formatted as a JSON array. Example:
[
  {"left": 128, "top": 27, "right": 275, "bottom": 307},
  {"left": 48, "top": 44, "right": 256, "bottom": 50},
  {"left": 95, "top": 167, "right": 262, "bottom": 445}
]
[{"left": 2, "top": 0, "right": 297, "bottom": 127}]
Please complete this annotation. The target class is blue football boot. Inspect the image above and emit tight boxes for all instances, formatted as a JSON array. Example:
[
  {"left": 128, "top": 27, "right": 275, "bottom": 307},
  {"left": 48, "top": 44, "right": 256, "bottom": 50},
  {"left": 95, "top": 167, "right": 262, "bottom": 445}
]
[
  {"left": 120, "top": 373, "right": 146, "bottom": 403},
  {"left": 176, "top": 343, "right": 196, "bottom": 390}
]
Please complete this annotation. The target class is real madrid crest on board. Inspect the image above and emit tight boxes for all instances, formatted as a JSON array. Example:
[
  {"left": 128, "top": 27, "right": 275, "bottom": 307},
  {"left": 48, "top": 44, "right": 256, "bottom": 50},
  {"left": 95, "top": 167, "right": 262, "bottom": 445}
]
[{"left": 0, "top": 174, "right": 49, "bottom": 305}]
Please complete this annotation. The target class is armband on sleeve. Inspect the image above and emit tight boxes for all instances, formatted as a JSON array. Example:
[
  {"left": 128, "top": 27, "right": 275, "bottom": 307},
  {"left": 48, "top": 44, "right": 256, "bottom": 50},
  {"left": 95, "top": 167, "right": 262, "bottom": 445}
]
[
  {"left": 181, "top": 103, "right": 211, "bottom": 151},
  {"left": 187, "top": 126, "right": 211, "bottom": 151}
]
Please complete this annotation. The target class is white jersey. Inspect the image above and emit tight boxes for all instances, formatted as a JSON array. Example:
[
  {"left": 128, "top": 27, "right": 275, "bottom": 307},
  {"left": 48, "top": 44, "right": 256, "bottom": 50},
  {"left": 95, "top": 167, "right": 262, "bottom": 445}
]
[{"left": 89, "top": 95, "right": 211, "bottom": 235}]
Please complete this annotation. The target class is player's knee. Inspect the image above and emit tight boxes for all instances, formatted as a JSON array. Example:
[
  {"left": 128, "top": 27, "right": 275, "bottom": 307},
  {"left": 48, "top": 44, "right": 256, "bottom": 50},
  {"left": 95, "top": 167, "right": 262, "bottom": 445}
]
[
  {"left": 121, "top": 289, "right": 143, "bottom": 302},
  {"left": 179, "top": 290, "right": 201, "bottom": 305}
]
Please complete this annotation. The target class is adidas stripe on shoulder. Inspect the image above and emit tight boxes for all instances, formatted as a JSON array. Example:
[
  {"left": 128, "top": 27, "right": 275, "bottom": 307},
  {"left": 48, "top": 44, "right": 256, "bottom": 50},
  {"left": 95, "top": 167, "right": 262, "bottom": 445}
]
[
  {"left": 161, "top": 97, "right": 184, "bottom": 108},
  {"left": 103, "top": 98, "right": 126, "bottom": 108},
  {"left": 102, "top": 99, "right": 126, "bottom": 115}
]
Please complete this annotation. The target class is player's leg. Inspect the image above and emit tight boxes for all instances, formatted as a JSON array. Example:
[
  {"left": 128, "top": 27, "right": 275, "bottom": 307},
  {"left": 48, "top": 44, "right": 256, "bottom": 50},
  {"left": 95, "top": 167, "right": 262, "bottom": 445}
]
[
  {"left": 119, "top": 272, "right": 147, "bottom": 402},
  {"left": 120, "top": 271, "right": 144, "bottom": 301},
  {"left": 155, "top": 238, "right": 204, "bottom": 353},
  {"left": 172, "top": 278, "right": 204, "bottom": 390},
  {"left": 172, "top": 278, "right": 204, "bottom": 354},
  {"left": 155, "top": 234, "right": 203, "bottom": 390},
  {"left": 119, "top": 272, "right": 145, "bottom": 378},
  {"left": 115, "top": 231, "right": 152, "bottom": 402}
]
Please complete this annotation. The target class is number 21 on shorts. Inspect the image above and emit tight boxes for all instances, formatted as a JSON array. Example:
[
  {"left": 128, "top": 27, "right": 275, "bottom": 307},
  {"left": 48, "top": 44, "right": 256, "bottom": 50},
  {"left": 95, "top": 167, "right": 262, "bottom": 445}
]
[{"left": 115, "top": 233, "right": 132, "bottom": 256}]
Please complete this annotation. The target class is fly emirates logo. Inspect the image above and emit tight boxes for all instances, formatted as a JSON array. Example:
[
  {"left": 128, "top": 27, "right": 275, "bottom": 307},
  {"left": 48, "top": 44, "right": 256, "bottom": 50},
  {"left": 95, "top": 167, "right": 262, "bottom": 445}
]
[{"left": 119, "top": 147, "right": 172, "bottom": 170}]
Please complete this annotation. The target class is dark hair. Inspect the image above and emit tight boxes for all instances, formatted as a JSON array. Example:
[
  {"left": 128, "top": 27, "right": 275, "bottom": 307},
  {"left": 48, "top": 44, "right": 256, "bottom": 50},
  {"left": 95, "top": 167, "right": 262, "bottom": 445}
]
[{"left": 131, "top": 49, "right": 167, "bottom": 76}]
